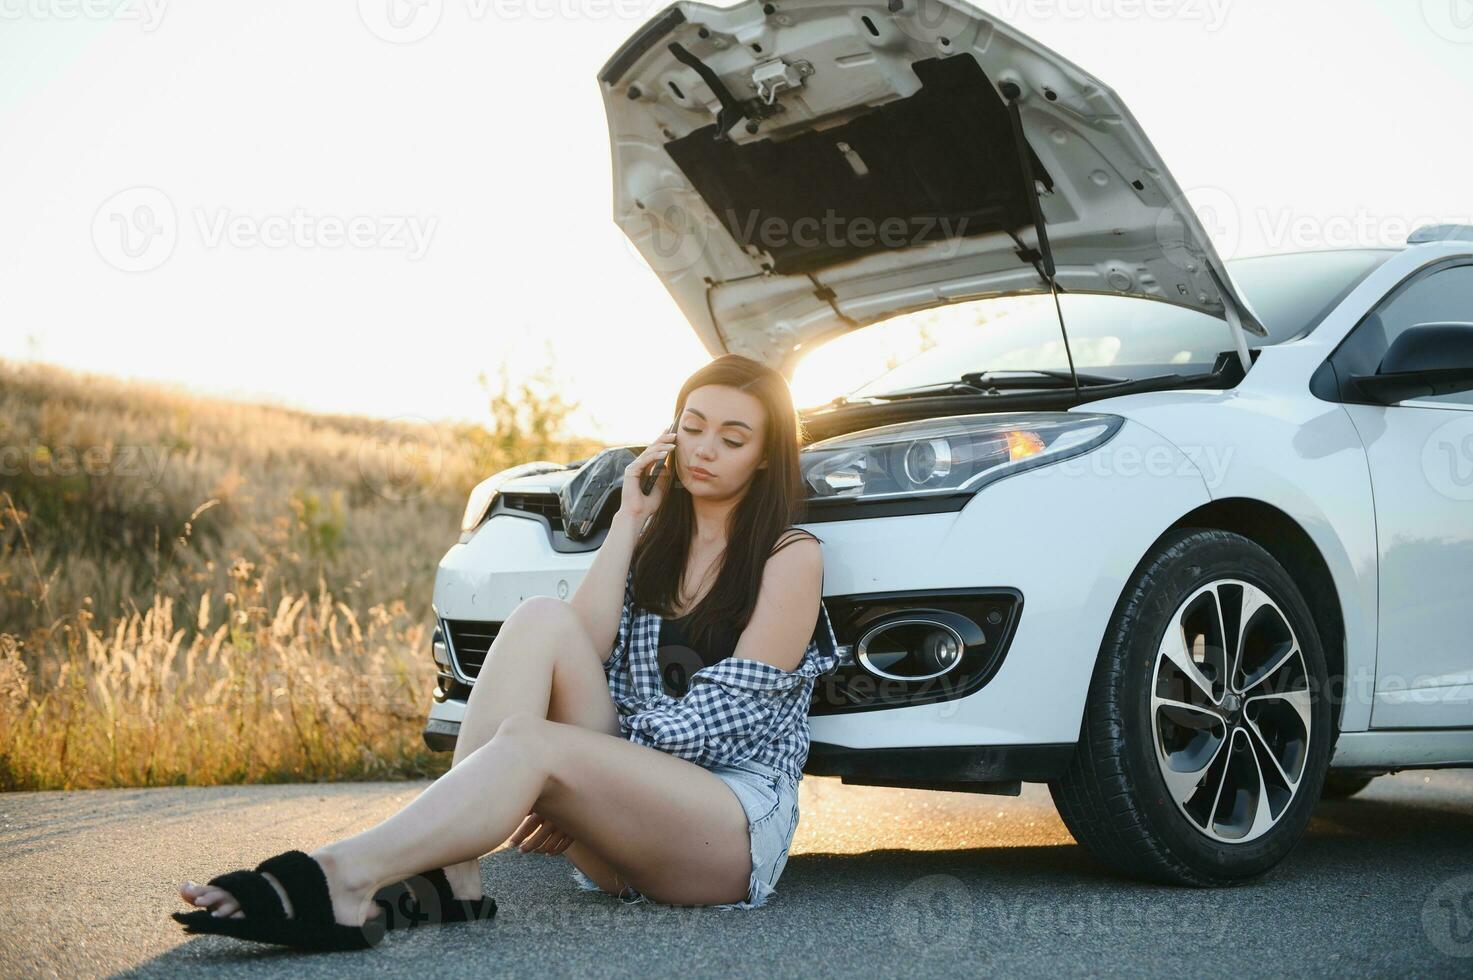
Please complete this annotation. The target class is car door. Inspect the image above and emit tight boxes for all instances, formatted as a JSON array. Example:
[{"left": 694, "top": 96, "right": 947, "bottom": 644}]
[{"left": 1322, "top": 258, "right": 1473, "bottom": 728}]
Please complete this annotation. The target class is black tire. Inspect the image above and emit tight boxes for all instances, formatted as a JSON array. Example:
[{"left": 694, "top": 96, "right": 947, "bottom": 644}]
[
  {"left": 1047, "top": 527, "right": 1334, "bottom": 887},
  {"left": 1320, "top": 772, "right": 1377, "bottom": 799}
]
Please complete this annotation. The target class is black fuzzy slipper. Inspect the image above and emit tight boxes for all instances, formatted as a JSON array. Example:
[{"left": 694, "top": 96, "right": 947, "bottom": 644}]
[
  {"left": 172, "top": 849, "right": 386, "bottom": 951},
  {"left": 373, "top": 867, "right": 497, "bottom": 931}
]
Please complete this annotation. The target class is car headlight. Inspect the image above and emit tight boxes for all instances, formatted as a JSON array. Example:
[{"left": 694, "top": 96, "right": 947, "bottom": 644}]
[
  {"left": 558, "top": 445, "right": 641, "bottom": 541},
  {"left": 801, "top": 412, "right": 1122, "bottom": 502},
  {"left": 460, "top": 461, "right": 568, "bottom": 533}
]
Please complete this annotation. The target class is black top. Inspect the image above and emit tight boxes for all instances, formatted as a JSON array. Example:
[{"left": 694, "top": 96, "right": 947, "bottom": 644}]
[
  {"left": 654, "top": 527, "right": 821, "bottom": 698},
  {"left": 657, "top": 613, "right": 740, "bottom": 698}
]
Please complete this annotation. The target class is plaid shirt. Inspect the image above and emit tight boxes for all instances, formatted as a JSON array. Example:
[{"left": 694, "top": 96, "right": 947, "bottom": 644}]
[{"left": 601, "top": 559, "right": 842, "bottom": 783}]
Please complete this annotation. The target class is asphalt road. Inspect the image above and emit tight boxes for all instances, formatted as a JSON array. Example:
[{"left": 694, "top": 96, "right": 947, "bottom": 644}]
[{"left": 2, "top": 768, "right": 1470, "bottom": 978}]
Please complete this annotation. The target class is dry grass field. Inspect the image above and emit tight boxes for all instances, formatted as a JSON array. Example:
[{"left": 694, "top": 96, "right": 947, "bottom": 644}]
[{"left": 0, "top": 356, "right": 603, "bottom": 790}]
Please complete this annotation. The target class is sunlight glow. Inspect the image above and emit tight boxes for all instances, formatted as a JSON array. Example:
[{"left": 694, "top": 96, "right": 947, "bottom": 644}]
[{"left": 788, "top": 296, "right": 1044, "bottom": 409}]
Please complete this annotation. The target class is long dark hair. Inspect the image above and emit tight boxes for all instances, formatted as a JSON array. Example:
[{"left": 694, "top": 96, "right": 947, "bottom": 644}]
[{"left": 631, "top": 353, "right": 820, "bottom": 654}]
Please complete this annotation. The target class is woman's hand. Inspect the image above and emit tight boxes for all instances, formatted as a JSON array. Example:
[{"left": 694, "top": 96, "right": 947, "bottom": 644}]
[
  {"left": 509, "top": 810, "right": 575, "bottom": 856},
  {"left": 615, "top": 426, "right": 677, "bottom": 523}
]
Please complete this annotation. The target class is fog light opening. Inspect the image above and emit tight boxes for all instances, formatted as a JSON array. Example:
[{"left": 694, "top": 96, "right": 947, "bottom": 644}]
[{"left": 856, "top": 616, "right": 971, "bottom": 682}]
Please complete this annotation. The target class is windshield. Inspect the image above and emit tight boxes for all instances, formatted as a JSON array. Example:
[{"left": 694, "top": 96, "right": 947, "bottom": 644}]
[{"left": 841, "top": 249, "right": 1395, "bottom": 399}]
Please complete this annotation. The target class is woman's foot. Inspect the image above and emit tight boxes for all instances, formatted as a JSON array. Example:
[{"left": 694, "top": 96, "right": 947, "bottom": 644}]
[{"left": 177, "top": 846, "right": 383, "bottom": 926}]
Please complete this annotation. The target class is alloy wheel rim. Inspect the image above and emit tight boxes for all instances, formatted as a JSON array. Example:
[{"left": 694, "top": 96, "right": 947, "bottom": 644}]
[{"left": 1149, "top": 578, "right": 1312, "bottom": 844}]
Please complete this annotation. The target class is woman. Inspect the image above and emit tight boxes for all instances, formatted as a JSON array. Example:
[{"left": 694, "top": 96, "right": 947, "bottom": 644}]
[{"left": 173, "top": 353, "right": 841, "bottom": 950}]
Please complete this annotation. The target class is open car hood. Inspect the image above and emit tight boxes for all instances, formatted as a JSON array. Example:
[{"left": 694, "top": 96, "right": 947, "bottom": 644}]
[{"left": 602, "top": 0, "right": 1263, "bottom": 374}]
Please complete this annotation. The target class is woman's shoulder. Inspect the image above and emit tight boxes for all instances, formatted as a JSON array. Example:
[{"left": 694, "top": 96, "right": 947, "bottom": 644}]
[
  {"left": 768, "top": 524, "right": 822, "bottom": 557},
  {"left": 762, "top": 526, "right": 827, "bottom": 642}
]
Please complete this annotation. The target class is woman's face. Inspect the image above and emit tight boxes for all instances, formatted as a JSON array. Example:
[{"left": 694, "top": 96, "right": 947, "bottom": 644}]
[{"left": 674, "top": 384, "right": 768, "bottom": 500}]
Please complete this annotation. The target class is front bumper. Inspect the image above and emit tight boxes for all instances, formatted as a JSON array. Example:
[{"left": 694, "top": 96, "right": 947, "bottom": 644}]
[{"left": 425, "top": 687, "right": 1073, "bottom": 793}]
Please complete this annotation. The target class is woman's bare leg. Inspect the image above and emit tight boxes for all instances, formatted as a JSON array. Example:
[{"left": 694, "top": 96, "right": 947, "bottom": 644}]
[
  {"left": 182, "top": 714, "right": 755, "bottom": 926},
  {"left": 315, "top": 713, "right": 754, "bottom": 915},
  {"left": 179, "top": 596, "right": 680, "bottom": 919},
  {"left": 437, "top": 596, "right": 621, "bottom": 898}
]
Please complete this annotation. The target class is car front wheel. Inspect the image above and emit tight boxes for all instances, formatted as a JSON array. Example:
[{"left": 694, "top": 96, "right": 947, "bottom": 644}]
[{"left": 1048, "top": 527, "right": 1334, "bottom": 886}]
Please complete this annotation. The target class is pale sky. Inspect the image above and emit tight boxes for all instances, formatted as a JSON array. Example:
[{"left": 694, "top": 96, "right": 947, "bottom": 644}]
[{"left": 2, "top": 0, "right": 1470, "bottom": 444}]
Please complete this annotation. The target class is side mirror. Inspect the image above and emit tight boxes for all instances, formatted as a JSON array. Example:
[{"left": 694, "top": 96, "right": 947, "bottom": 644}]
[{"left": 1351, "top": 322, "right": 1473, "bottom": 404}]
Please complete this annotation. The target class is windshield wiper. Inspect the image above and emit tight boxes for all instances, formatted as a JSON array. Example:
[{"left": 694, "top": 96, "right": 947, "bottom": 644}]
[
  {"left": 851, "top": 370, "right": 1132, "bottom": 402},
  {"left": 822, "top": 369, "right": 1211, "bottom": 408},
  {"left": 961, "top": 369, "right": 1131, "bottom": 388}
]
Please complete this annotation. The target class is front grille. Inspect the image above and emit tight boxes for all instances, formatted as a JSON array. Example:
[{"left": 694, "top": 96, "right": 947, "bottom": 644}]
[
  {"left": 443, "top": 618, "right": 502, "bottom": 680},
  {"left": 501, "top": 492, "right": 564, "bottom": 533}
]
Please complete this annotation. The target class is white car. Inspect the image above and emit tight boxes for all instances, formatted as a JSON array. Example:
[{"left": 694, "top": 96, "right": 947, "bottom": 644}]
[{"left": 425, "top": 0, "right": 1473, "bottom": 885}]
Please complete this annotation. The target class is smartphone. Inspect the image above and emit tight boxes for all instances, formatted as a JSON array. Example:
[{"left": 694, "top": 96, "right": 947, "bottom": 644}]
[{"left": 640, "top": 419, "right": 678, "bottom": 495}]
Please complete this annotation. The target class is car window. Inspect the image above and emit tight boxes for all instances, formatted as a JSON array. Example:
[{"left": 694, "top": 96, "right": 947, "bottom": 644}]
[
  {"left": 1351, "top": 263, "right": 1473, "bottom": 407},
  {"left": 1225, "top": 249, "right": 1397, "bottom": 345},
  {"left": 846, "top": 294, "right": 1230, "bottom": 395},
  {"left": 844, "top": 249, "right": 1396, "bottom": 398}
]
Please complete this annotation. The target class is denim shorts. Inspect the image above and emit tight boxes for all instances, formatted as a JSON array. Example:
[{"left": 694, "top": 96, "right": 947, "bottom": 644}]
[{"left": 569, "top": 757, "right": 800, "bottom": 910}]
